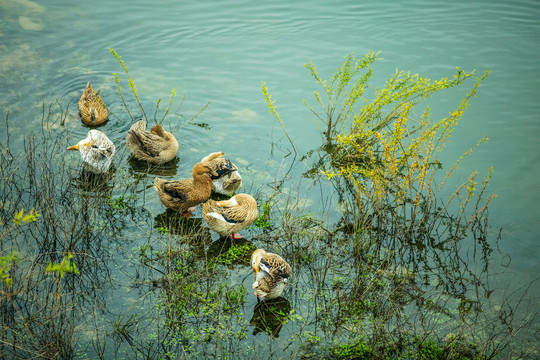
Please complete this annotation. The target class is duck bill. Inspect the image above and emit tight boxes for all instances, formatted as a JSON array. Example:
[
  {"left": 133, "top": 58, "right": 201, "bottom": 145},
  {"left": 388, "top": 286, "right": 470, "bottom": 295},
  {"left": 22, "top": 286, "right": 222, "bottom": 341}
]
[{"left": 66, "top": 144, "right": 79, "bottom": 150}]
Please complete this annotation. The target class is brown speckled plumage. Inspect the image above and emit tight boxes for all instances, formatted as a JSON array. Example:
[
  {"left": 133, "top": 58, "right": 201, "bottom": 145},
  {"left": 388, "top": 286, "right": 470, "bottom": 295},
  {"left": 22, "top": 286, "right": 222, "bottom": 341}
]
[
  {"left": 251, "top": 249, "right": 292, "bottom": 299},
  {"left": 127, "top": 120, "right": 179, "bottom": 164},
  {"left": 78, "top": 82, "right": 108, "bottom": 126},
  {"left": 202, "top": 193, "right": 258, "bottom": 238},
  {"left": 253, "top": 275, "right": 286, "bottom": 300}
]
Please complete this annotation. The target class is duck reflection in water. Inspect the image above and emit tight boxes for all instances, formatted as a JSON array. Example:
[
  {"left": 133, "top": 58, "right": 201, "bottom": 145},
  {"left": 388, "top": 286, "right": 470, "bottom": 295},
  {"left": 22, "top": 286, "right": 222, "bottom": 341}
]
[
  {"left": 128, "top": 155, "right": 179, "bottom": 177},
  {"left": 154, "top": 209, "right": 210, "bottom": 238},
  {"left": 250, "top": 297, "right": 291, "bottom": 338},
  {"left": 70, "top": 165, "right": 115, "bottom": 193}
]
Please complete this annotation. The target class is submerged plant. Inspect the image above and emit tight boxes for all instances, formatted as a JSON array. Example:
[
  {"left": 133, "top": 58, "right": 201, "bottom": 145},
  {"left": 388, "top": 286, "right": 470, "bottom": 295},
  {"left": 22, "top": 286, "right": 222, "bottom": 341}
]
[
  {"left": 0, "top": 209, "right": 40, "bottom": 286},
  {"left": 253, "top": 201, "right": 272, "bottom": 229}
]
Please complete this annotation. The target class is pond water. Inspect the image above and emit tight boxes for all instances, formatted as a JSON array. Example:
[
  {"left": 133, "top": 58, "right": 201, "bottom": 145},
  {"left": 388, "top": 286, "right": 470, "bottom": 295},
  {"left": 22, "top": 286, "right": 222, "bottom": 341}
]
[{"left": 1, "top": 0, "right": 539, "bottom": 358}]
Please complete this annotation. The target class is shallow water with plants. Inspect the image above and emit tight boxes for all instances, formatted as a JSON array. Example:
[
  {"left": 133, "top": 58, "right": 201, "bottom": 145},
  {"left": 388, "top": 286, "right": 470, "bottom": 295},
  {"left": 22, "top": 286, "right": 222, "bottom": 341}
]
[{"left": 1, "top": 1, "right": 539, "bottom": 359}]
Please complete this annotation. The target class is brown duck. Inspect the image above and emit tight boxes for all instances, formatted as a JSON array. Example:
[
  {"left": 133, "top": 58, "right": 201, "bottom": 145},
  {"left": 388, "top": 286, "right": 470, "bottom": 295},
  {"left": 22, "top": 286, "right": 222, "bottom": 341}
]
[
  {"left": 126, "top": 120, "right": 179, "bottom": 164},
  {"left": 154, "top": 162, "right": 218, "bottom": 219},
  {"left": 251, "top": 249, "right": 292, "bottom": 300},
  {"left": 78, "top": 82, "right": 108, "bottom": 126},
  {"left": 202, "top": 193, "right": 258, "bottom": 239},
  {"left": 253, "top": 275, "right": 284, "bottom": 300}
]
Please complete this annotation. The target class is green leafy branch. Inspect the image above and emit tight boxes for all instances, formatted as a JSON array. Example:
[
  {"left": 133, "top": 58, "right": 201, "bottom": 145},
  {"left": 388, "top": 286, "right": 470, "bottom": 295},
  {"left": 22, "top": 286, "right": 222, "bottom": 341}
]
[
  {"left": 45, "top": 251, "right": 80, "bottom": 278},
  {"left": 0, "top": 252, "right": 21, "bottom": 287},
  {"left": 0, "top": 208, "right": 40, "bottom": 286},
  {"left": 262, "top": 81, "right": 297, "bottom": 157}
]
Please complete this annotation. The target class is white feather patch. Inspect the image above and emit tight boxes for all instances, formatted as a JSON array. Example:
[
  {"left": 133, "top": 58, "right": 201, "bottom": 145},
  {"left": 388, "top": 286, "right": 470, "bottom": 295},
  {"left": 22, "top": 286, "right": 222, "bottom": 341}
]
[
  {"left": 228, "top": 197, "right": 239, "bottom": 206},
  {"left": 259, "top": 263, "right": 271, "bottom": 274},
  {"left": 207, "top": 212, "right": 225, "bottom": 221}
]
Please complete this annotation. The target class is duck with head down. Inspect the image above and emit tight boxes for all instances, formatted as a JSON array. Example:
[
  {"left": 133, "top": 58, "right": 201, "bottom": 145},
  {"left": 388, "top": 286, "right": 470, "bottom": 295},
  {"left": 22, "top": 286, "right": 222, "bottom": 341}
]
[
  {"left": 78, "top": 82, "right": 108, "bottom": 126},
  {"left": 201, "top": 152, "right": 242, "bottom": 196},
  {"left": 250, "top": 249, "right": 292, "bottom": 300},
  {"left": 126, "top": 120, "right": 179, "bottom": 165},
  {"left": 67, "top": 130, "right": 115, "bottom": 174},
  {"left": 154, "top": 162, "right": 218, "bottom": 219},
  {"left": 202, "top": 193, "right": 258, "bottom": 240}
]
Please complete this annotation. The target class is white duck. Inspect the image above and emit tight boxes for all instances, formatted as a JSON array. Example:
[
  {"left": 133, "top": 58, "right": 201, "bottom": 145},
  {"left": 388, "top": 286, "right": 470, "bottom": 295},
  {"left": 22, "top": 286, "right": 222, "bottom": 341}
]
[
  {"left": 201, "top": 152, "right": 242, "bottom": 196},
  {"left": 67, "top": 130, "right": 115, "bottom": 174}
]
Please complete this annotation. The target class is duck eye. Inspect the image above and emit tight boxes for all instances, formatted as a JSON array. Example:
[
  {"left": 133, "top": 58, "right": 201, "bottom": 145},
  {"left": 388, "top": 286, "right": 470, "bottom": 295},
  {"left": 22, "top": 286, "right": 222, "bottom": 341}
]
[{"left": 91, "top": 144, "right": 98, "bottom": 149}]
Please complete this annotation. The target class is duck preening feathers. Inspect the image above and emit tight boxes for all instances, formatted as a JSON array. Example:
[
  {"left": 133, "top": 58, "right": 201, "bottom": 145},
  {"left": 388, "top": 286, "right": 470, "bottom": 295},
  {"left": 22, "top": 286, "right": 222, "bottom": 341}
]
[
  {"left": 250, "top": 249, "right": 292, "bottom": 300},
  {"left": 67, "top": 130, "right": 115, "bottom": 174},
  {"left": 202, "top": 193, "right": 258, "bottom": 239},
  {"left": 126, "top": 120, "right": 179, "bottom": 165},
  {"left": 201, "top": 152, "right": 242, "bottom": 195}
]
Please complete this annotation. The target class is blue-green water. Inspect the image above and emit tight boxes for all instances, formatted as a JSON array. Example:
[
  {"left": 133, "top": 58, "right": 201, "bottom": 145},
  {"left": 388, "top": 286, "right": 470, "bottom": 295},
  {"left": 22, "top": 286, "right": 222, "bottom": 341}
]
[{"left": 1, "top": 0, "right": 539, "bottom": 358}]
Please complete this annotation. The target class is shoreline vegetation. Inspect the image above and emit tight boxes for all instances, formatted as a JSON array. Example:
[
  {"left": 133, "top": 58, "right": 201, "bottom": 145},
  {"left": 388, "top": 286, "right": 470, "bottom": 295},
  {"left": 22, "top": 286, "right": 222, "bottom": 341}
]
[{"left": 0, "top": 52, "right": 537, "bottom": 359}]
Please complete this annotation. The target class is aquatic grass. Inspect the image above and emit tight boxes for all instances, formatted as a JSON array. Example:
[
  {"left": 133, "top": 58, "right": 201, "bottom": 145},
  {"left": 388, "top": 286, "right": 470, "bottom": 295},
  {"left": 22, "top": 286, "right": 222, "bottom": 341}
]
[
  {"left": 110, "top": 47, "right": 147, "bottom": 122},
  {"left": 0, "top": 106, "right": 148, "bottom": 359},
  {"left": 253, "top": 201, "right": 272, "bottom": 230},
  {"left": 300, "top": 54, "right": 495, "bottom": 242},
  {"left": 258, "top": 53, "right": 536, "bottom": 359},
  {"left": 0, "top": 209, "right": 39, "bottom": 286},
  {"left": 0, "top": 51, "right": 538, "bottom": 359},
  {"left": 109, "top": 48, "right": 210, "bottom": 131},
  {"left": 262, "top": 81, "right": 298, "bottom": 157},
  {"left": 45, "top": 251, "right": 80, "bottom": 279}
]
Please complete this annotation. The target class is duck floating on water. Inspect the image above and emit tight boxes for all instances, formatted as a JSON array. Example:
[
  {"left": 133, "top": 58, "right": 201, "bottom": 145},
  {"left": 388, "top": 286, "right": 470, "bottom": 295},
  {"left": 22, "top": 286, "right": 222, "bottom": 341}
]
[
  {"left": 154, "top": 162, "right": 218, "bottom": 219},
  {"left": 251, "top": 249, "right": 292, "bottom": 300},
  {"left": 202, "top": 193, "right": 258, "bottom": 239},
  {"left": 67, "top": 130, "right": 115, "bottom": 174},
  {"left": 78, "top": 82, "right": 108, "bottom": 126},
  {"left": 201, "top": 152, "right": 242, "bottom": 196},
  {"left": 126, "top": 120, "right": 179, "bottom": 165}
]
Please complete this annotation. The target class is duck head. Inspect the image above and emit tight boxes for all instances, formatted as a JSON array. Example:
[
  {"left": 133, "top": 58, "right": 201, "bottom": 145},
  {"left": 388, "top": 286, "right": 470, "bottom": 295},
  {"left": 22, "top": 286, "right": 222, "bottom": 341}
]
[
  {"left": 67, "top": 133, "right": 95, "bottom": 152},
  {"left": 251, "top": 248, "right": 267, "bottom": 274},
  {"left": 66, "top": 130, "right": 115, "bottom": 173},
  {"left": 150, "top": 124, "right": 166, "bottom": 138},
  {"left": 194, "top": 162, "right": 218, "bottom": 177},
  {"left": 67, "top": 130, "right": 110, "bottom": 152}
]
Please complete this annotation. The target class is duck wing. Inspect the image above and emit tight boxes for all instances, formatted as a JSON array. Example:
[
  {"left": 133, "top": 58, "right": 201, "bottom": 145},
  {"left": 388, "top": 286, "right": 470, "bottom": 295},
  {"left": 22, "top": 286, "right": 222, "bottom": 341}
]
[
  {"left": 216, "top": 203, "right": 247, "bottom": 224},
  {"left": 128, "top": 129, "right": 162, "bottom": 157},
  {"left": 162, "top": 181, "right": 190, "bottom": 202},
  {"left": 260, "top": 254, "right": 292, "bottom": 281}
]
